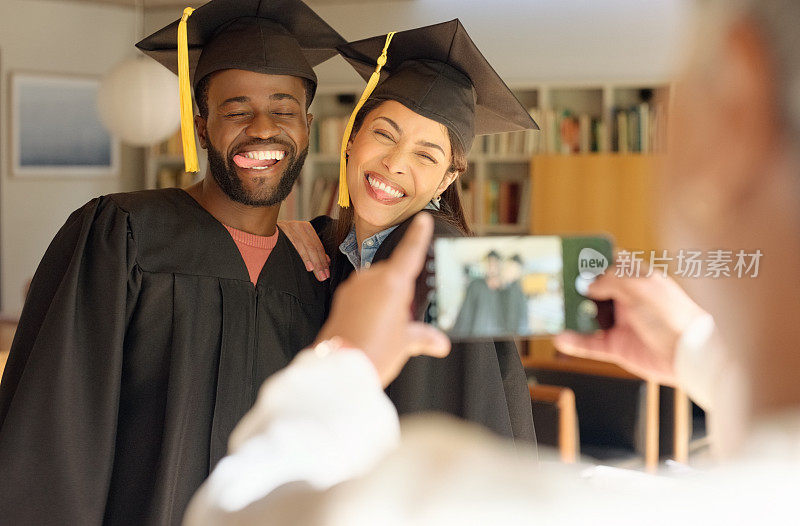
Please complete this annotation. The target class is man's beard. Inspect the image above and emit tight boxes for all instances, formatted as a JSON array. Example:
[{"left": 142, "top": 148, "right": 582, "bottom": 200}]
[{"left": 206, "top": 138, "right": 308, "bottom": 207}]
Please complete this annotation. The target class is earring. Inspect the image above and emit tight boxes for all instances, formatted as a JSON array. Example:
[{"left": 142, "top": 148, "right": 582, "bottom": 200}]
[{"left": 431, "top": 195, "right": 442, "bottom": 209}]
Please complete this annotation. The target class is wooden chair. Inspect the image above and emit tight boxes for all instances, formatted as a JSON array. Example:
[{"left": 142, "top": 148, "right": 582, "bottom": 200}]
[{"left": 529, "top": 384, "right": 578, "bottom": 463}]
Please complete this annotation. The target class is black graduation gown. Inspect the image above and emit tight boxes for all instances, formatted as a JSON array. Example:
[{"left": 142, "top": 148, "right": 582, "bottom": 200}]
[
  {"left": 451, "top": 278, "right": 505, "bottom": 337},
  {"left": 321, "top": 214, "right": 536, "bottom": 445},
  {"left": 501, "top": 281, "right": 529, "bottom": 335},
  {"left": 0, "top": 188, "right": 328, "bottom": 525}
]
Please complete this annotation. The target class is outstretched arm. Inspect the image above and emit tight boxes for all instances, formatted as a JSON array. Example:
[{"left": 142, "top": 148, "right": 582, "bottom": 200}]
[{"left": 554, "top": 271, "right": 726, "bottom": 410}]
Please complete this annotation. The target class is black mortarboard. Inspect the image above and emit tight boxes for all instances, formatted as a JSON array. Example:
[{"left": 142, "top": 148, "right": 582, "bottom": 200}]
[
  {"left": 135, "top": 0, "right": 344, "bottom": 172},
  {"left": 136, "top": 0, "right": 344, "bottom": 93},
  {"left": 338, "top": 19, "right": 539, "bottom": 152}
]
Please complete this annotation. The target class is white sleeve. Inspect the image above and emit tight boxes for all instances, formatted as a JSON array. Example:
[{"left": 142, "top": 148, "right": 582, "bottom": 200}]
[
  {"left": 182, "top": 345, "right": 401, "bottom": 526},
  {"left": 673, "top": 313, "right": 719, "bottom": 411},
  {"left": 674, "top": 314, "right": 750, "bottom": 457}
]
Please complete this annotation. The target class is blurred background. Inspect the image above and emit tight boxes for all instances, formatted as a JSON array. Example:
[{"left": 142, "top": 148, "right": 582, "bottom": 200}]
[{"left": 0, "top": 0, "right": 695, "bottom": 468}]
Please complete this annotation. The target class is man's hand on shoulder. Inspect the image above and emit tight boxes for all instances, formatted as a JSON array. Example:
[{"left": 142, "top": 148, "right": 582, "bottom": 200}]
[{"left": 279, "top": 220, "right": 330, "bottom": 281}]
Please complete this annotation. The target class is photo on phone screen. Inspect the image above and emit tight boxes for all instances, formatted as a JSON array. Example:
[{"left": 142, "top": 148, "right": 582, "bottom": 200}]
[{"left": 430, "top": 235, "right": 613, "bottom": 340}]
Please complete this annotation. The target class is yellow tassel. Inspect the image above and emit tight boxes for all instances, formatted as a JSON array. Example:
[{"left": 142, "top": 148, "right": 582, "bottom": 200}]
[
  {"left": 338, "top": 31, "right": 395, "bottom": 208},
  {"left": 178, "top": 7, "right": 199, "bottom": 173}
]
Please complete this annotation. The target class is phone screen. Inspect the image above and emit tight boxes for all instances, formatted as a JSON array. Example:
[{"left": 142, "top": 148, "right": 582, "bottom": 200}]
[{"left": 429, "top": 235, "right": 613, "bottom": 340}]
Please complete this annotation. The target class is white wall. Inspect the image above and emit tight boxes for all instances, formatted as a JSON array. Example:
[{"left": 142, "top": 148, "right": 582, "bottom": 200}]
[
  {"left": 311, "top": 0, "right": 691, "bottom": 88},
  {"left": 147, "top": 0, "right": 690, "bottom": 89},
  {"left": 0, "top": 0, "right": 143, "bottom": 313}
]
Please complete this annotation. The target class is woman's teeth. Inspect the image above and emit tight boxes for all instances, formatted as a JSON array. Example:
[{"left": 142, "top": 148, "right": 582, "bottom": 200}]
[{"left": 367, "top": 174, "right": 405, "bottom": 198}]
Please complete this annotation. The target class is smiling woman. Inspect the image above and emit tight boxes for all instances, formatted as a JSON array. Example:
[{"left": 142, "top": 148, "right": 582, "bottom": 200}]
[
  {"left": 281, "top": 20, "right": 540, "bottom": 444},
  {"left": 338, "top": 99, "right": 464, "bottom": 248}
]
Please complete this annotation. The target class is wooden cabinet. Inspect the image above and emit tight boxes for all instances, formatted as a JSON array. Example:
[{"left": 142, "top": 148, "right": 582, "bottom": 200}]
[{"left": 530, "top": 153, "right": 660, "bottom": 250}]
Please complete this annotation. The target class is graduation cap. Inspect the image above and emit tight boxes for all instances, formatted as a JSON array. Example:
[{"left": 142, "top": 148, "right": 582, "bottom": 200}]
[
  {"left": 335, "top": 19, "right": 539, "bottom": 207},
  {"left": 136, "top": 0, "right": 345, "bottom": 173}
]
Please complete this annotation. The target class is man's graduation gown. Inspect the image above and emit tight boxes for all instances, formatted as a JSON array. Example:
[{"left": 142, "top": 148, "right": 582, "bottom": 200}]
[
  {"left": 0, "top": 188, "right": 327, "bottom": 525},
  {"left": 321, "top": 214, "right": 536, "bottom": 444}
]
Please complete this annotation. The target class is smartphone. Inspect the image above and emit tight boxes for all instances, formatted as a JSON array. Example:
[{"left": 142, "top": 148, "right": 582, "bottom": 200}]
[{"left": 423, "top": 235, "right": 614, "bottom": 341}]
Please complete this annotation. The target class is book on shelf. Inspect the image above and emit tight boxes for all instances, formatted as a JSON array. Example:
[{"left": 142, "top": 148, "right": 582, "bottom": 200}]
[
  {"left": 612, "top": 102, "right": 666, "bottom": 153},
  {"left": 485, "top": 180, "right": 499, "bottom": 225},
  {"left": 482, "top": 179, "right": 525, "bottom": 227},
  {"left": 615, "top": 109, "right": 628, "bottom": 154},
  {"left": 578, "top": 114, "right": 592, "bottom": 154}
]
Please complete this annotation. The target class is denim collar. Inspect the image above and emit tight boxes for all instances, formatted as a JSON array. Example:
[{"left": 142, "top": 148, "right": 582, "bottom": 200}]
[
  {"left": 339, "top": 203, "right": 439, "bottom": 269},
  {"left": 339, "top": 225, "right": 399, "bottom": 270}
]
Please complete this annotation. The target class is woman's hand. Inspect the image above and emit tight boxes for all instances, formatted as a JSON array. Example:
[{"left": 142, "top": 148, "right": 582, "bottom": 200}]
[{"left": 278, "top": 220, "right": 330, "bottom": 281}]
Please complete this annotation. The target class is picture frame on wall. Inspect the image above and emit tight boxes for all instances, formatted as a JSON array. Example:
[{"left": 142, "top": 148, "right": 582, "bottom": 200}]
[{"left": 9, "top": 71, "right": 119, "bottom": 178}]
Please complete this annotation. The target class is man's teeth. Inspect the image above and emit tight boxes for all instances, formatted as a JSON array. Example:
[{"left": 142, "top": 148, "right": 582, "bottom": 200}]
[
  {"left": 242, "top": 150, "right": 286, "bottom": 161},
  {"left": 367, "top": 174, "right": 404, "bottom": 198}
]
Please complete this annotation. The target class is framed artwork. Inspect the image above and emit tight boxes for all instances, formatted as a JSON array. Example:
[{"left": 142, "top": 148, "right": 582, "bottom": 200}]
[{"left": 10, "top": 71, "right": 119, "bottom": 177}]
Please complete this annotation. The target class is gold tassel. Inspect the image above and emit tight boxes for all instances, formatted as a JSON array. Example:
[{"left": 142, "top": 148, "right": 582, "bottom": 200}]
[
  {"left": 178, "top": 7, "right": 199, "bottom": 173},
  {"left": 337, "top": 31, "right": 395, "bottom": 208}
]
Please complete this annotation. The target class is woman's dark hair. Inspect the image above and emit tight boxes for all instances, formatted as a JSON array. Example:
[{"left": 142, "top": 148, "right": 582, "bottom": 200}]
[{"left": 335, "top": 98, "right": 472, "bottom": 245}]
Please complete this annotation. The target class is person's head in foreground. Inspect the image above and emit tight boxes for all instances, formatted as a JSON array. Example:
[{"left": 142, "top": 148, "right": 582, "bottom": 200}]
[
  {"left": 334, "top": 20, "right": 538, "bottom": 245},
  {"left": 666, "top": 0, "right": 800, "bottom": 426},
  {"left": 136, "top": 0, "right": 344, "bottom": 209}
]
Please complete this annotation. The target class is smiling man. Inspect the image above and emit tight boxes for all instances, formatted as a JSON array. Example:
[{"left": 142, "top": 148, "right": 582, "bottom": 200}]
[{"left": 0, "top": 1, "right": 344, "bottom": 524}]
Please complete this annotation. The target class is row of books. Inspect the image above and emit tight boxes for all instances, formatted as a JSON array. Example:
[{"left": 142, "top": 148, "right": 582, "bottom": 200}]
[
  {"left": 460, "top": 179, "right": 525, "bottom": 226},
  {"left": 481, "top": 104, "right": 667, "bottom": 155},
  {"left": 484, "top": 180, "right": 524, "bottom": 225},
  {"left": 611, "top": 103, "right": 667, "bottom": 154},
  {"left": 311, "top": 104, "right": 666, "bottom": 157}
]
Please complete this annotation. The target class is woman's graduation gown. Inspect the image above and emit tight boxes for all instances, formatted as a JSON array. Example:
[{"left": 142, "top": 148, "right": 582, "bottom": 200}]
[
  {"left": 320, "top": 214, "right": 536, "bottom": 444},
  {"left": 0, "top": 188, "right": 328, "bottom": 525}
]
